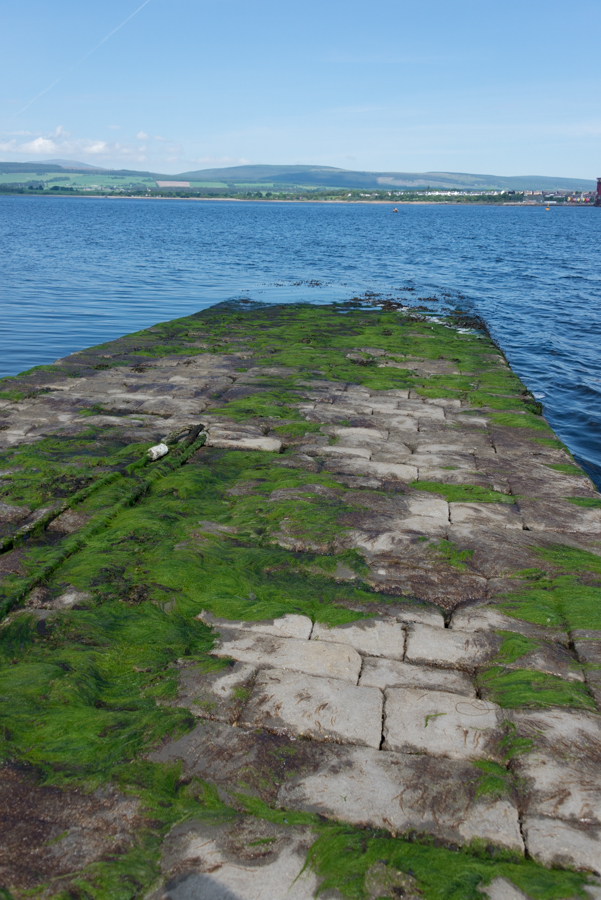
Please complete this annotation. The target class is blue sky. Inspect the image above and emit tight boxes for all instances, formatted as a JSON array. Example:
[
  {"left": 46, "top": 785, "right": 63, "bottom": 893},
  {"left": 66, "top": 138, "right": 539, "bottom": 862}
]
[{"left": 1, "top": 0, "right": 600, "bottom": 177}]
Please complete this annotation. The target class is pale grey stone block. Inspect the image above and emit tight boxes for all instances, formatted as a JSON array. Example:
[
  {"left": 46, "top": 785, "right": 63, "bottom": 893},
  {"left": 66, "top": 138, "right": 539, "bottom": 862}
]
[
  {"left": 278, "top": 746, "right": 523, "bottom": 852},
  {"left": 205, "top": 434, "right": 282, "bottom": 452},
  {"left": 480, "top": 878, "right": 531, "bottom": 900},
  {"left": 383, "top": 687, "right": 501, "bottom": 759},
  {"left": 152, "top": 820, "right": 320, "bottom": 900},
  {"left": 394, "top": 606, "right": 445, "bottom": 628},
  {"left": 213, "top": 632, "right": 362, "bottom": 683},
  {"left": 312, "top": 618, "right": 406, "bottom": 660},
  {"left": 514, "top": 749, "right": 601, "bottom": 824},
  {"left": 522, "top": 816, "right": 601, "bottom": 873},
  {"left": 241, "top": 669, "right": 383, "bottom": 748},
  {"left": 405, "top": 623, "right": 499, "bottom": 670},
  {"left": 360, "top": 657, "right": 476, "bottom": 696},
  {"left": 405, "top": 496, "right": 449, "bottom": 519},
  {"left": 198, "top": 611, "right": 313, "bottom": 641}
]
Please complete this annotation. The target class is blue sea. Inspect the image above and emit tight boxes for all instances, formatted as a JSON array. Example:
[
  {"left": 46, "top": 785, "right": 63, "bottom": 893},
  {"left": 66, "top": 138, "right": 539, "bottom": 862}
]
[{"left": 1, "top": 196, "right": 600, "bottom": 487}]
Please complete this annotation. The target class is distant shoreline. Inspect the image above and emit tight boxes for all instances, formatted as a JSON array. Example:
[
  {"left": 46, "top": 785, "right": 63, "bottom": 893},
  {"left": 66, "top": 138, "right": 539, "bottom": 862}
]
[{"left": 0, "top": 194, "right": 593, "bottom": 208}]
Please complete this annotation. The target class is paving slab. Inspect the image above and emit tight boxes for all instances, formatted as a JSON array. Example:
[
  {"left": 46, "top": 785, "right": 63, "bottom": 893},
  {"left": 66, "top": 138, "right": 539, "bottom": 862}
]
[
  {"left": 311, "top": 618, "right": 406, "bottom": 659},
  {"left": 149, "top": 818, "right": 324, "bottom": 900},
  {"left": 383, "top": 687, "right": 502, "bottom": 759},
  {"left": 405, "top": 623, "right": 500, "bottom": 670},
  {"left": 522, "top": 816, "right": 601, "bottom": 874},
  {"left": 359, "top": 657, "right": 476, "bottom": 696},
  {"left": 278, "top": 746, "right": 523, "bottom": 852},
  {"left": 198, "top": 611, "right": 313, "bottom": 641},
  {"left": 241, "top": 668, "right": 383, "bottom": 748},
  {"left": 212, "top": 632, "right": 362, "bottom": 683},
  {"left": 513, "top": 748, "right": 601, "bottom": 824}
]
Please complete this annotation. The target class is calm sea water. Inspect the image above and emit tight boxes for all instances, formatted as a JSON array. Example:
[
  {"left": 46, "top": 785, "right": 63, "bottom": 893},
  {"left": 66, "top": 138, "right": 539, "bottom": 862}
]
[{"left": 1, "top": 196, "right": 600, "bottom": 487}]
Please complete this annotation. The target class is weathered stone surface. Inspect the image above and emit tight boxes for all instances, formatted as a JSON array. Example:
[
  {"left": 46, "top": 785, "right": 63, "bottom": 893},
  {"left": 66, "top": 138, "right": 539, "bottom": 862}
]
[
  {"left": 518, "top": 498, "right": 601, "bottom": 534},
  {"left": 174, "top": 661, "right": 257, "bottom": 724},
  {"left": 503, "top": 642, "right": 584, "bottom": 682},
  {"left": 311, "top": 618, "right": 406, "bottom": 660},
  {"left": 241, "top": 669, "right": 383, "bottom": 748},
  {"left": 149, "top": 818, "right": 323, "bottom": 900},
  {"left": 383, "top": 688, "right": 501, "bottom": 759},
  {"left": 213, "top": 632, "right": 362, "bottom": 683},
  {"left": 199, "top": 611, "right": 313, "bottom": 641},
  {"left": 480, "top": 878, "right": 532, "bottom": 900},
  {"left": 393, "top": 605, "right": 445, "bottom": 628},
  {"left": 205, "top": 431, "right": 282, "bottom": 453},
  {"left": 574, "top": 637, "right": 601, "bottom": 667},
  {"left": 324, "top": 457, "right": 418, "bottom": 481},
  {"left": 514, "top": 749, "right": 601, "bottom": 824},
  {"left": 278, "top": 746, "right": 523, "bottom": 852},
  {"left": 359, "top": 657, "right": 476, "bottom": 696},
  {"left": 450, "top": 604, "right": 569, "bottom": 645},
  {"left": 47, "top": 509, "right": 90, "bottom": 534},
  {"left": 405, "top": 624, "right": 500, "bottom": 670},
  {"left": 0, "top": 501, "right": 31, "bottom": 523},
  {"left": 449, "top": 502, "right": 523, "bottom": 530},
  {"left": 511, "top": 708, "right": 601, "bottom": 828},
  {"left": 522, "top": 816, "right": 601, "bottom": 873}
]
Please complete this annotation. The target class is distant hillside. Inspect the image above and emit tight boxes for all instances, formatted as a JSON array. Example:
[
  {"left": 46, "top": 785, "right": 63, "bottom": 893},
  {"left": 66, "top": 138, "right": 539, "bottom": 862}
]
[
  {"left": 178, "top": 165, "right": 597, "bottom": 192},
  {"left": 0, "top": 160, "right": 596, "bottom": 192}
]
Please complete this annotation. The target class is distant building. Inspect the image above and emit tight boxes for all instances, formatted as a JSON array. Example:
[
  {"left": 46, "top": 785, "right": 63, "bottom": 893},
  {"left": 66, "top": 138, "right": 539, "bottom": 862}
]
[{"left": 156, "top": 181, "right": 191, "bottom": 188}]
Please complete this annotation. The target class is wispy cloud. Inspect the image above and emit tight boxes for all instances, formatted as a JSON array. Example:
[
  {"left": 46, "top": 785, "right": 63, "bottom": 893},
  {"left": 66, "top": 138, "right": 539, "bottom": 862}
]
[{"left": 10, "top": 0, "right": 153, "bottom": 121}]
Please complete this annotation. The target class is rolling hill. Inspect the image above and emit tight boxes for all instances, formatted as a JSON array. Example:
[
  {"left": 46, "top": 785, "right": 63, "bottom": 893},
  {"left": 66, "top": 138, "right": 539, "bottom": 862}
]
[{"left": 0, "top": 160, "right": 595, "bottom": 192}]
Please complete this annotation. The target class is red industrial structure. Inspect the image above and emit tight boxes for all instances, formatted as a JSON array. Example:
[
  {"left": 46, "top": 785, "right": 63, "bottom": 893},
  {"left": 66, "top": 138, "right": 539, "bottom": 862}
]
[{"left": 596, "top": 177, "right": 601, "bottom": 207}]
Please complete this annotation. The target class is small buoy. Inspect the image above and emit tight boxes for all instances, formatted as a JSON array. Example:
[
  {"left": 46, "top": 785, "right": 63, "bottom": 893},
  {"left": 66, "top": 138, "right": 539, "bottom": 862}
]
[
  {"left": 393, "top": 207, "right": 398, "bottom": 213},
  {"left": 147, "top": 442, "right": 169, "bottom": 461},
  {"left": 545, "top": 207, "right": 550, "bottom": 211}
]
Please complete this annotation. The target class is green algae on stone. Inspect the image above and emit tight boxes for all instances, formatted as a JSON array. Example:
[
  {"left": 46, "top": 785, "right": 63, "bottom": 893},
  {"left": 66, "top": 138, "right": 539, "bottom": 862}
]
[
  {"left": 411, "top": 481, "right": 514, "bottom": 504},
  {"left": 477, "top": 667, "right": 595, "bottom": 710}
]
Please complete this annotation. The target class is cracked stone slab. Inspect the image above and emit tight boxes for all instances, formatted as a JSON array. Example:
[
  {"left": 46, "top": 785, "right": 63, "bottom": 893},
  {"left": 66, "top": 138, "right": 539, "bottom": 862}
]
[
  {"left": 383, "top": 688, "right": 502, "bottom": 759},
  {"left": 522, "top": 816, "right": 601, "bottom": 874},
  {"left": 198, "top": 611, "right": 313, "bottom": 641},
  {"left": 359, "top": 657, "right": 476, "bottom": 696},
  {"left": 278, "top": 746, "right": 523, "bottom": 852},
  {"left": 240, "top": 668, "right": 383, "bottom": 748},
  {"left": 311, "top": 618, "right": 406, "bottom": 660},
  {"left": 212, "top": 631, "right": 362, "bottom": 683},
  {"left": 149, "top": 818, "right": 324, "bottom": 900},
  {"left": 404, "top": 624, "right": 500, "bottom": 670}
]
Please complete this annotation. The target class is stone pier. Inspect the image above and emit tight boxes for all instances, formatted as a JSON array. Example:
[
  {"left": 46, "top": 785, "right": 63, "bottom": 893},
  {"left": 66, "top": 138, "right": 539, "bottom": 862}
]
[{"left": 1, "top": 300, "right": 600, "bottom": 899}]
